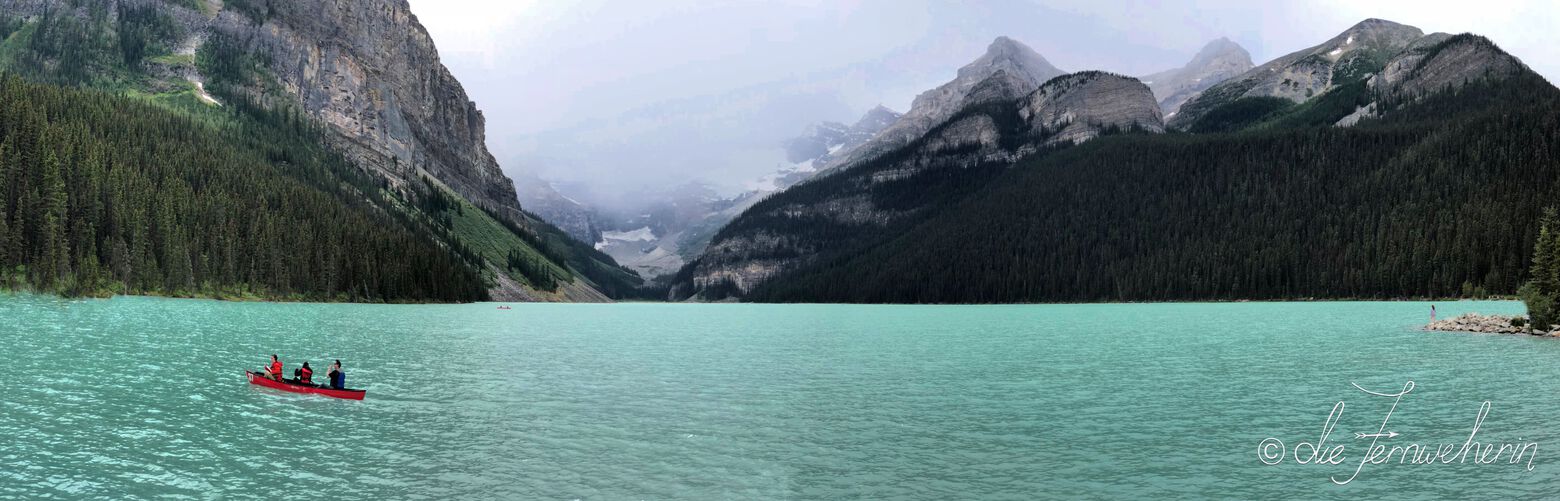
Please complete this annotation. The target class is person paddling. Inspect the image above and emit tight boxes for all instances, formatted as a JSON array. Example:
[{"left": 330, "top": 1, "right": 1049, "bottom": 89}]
[
  {"left": 327, "top": 360, "right": 345, "bottom": 390},
  {"left": 264, "top": 354, "right": 284, "bottom": 382},
  {"left": 295, "top": 361, "right": 315, "bottom": 385}
]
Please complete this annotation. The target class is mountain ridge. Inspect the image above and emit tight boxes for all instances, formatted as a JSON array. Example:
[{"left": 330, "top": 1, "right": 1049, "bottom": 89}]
[
  {"left": 674, "top": 63, "right": 1162, "bottom": 299},
  {"left": 1169, "top": 18, "right": 1424, "bottom": 129},
  {"left": 816, "top": 36, "right": 1065, "bottom": 176},
  {"left": 674, "top": 21, "right": 1555, "bottom": 303},
  {"left": 1141, "top": 37, "right": 1253, "bottom": 117}
]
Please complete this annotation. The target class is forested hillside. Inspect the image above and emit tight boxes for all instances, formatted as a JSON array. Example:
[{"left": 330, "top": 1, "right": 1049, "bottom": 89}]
[
  {"left": 0, "top": 2, "right": 643, "bottom": 302},
  {"left": 743, "top": 72, "right": 1560, "bottom": 302},
  {"left": 0, "top": 75, "right": 486, "bottom": 301}
]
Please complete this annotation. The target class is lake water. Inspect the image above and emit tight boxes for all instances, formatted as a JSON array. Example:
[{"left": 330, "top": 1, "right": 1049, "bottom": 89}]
[{"left": 2, "top": 295, "right": 1555, "bottom": 498}]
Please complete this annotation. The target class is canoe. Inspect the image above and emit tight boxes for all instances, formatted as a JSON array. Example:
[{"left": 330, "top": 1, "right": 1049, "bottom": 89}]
[{"left": 245, "top": 370, "right": 366, "bottom": 400}]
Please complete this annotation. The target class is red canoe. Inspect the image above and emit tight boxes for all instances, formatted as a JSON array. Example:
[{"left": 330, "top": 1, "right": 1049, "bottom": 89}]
[{"left": 245, "top": 370, "right": 366, "bottom": 400}]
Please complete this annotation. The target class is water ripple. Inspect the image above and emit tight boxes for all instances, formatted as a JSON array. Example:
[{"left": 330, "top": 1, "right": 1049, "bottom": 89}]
[{"left": 0, "top": 295, "right": 1550, "bottom": 498}]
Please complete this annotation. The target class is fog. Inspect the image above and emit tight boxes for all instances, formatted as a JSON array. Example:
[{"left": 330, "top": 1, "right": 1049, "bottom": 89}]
[{"left": 407, "top": 0, "right": 1559, "bottom": 204}]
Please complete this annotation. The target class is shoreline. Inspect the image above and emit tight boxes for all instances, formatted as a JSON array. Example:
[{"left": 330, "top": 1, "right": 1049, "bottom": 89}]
[
  {"left": 0, "top": 288, "right": 1523, "bottom": 308},
  {"left": 1425, "top": 313, "right": 1558, "bottom": 337}
]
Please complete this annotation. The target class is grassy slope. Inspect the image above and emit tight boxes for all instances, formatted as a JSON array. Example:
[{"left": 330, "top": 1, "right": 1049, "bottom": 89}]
[{"left": 446, "top": 196, "right": 572, "bottom": 288}]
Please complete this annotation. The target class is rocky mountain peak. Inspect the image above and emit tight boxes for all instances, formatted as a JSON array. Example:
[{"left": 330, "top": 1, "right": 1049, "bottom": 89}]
[
  {"left": 958, "top": 36, "right": 1063, "bottom": 85},
  {"left": 1346, "top": 18, "right": 1415, "bottom": 35},
  {"left": 783, "top": 106, "right": 902, "bottom": 171},
  {"left": 1142, "top": 37, "right": 1254, "bottom": 116},
  {"left": 1168, "top": 19, "right": 1424, "bottom": 129},
  {"left": 1324, "top": 18, "right": 1423, "bottom": 59},
  {"left": 1188, "top": 37, "right": 1250, "bottom": 68},
  {"left": 819, "top": 36, "right": 1063, "bottom": 175},
  {"left": 854, "top": 105, "right": 902, "bottom": 131}
]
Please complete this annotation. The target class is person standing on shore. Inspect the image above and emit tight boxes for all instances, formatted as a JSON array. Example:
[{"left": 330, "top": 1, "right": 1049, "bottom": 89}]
[{"left": 1431, "top": 304, "right": 1437, "bottom": 322}]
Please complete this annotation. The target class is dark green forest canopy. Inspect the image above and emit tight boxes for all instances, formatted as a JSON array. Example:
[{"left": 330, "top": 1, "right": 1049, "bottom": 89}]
[
  {"left": 0, "top": 74, "right": 489, "bottom": 301},
  {"left": 736, "top": 72, "right": 1560, "bottom": 303}
]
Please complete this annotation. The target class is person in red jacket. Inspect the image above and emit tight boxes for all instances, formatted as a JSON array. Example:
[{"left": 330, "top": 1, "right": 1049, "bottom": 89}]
[
  {"left": 297, "top": 362, "right": 314, "bottom": 385},
  {"left": 264, "top": 354, "right": 283, "bottom": 381}
]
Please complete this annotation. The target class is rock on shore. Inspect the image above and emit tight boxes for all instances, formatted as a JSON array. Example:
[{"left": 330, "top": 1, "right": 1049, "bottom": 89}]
[{"left": 1425, "top": 313, "right": 1559, "bottom": 336}]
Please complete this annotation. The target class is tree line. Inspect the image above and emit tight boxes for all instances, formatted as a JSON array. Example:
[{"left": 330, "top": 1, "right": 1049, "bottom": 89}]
[
  {"left": 738, "top": 72, "right": 1560, "bottom": 303},
  {"left": 0, "top": 74, "right": 488, "bottom": 301}
]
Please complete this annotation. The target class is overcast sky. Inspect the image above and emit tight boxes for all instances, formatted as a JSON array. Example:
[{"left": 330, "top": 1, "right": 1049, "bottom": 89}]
[{"left": 406, "top": 0, "right": 1559, "bottom": 202}]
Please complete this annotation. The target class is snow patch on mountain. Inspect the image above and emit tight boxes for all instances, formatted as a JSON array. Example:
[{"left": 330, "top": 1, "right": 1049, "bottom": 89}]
[{"left": 596, "top": 227, "right": 657, "bottom": 250}]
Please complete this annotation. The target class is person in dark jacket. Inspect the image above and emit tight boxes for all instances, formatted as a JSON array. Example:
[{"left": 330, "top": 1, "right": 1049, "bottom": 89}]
[{"left": 326, "top": 360, "right": 345, "bottom": 389}]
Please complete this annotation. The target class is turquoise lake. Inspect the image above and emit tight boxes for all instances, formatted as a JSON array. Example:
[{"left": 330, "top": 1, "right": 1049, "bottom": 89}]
[{"left": 2, "top": 295, "right": 1557, "bottom": 498}]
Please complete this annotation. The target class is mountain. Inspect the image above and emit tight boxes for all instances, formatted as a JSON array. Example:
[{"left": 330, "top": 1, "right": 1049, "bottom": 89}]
[
  {"left": 784, "top": 105, "right": 902, "bottom": 166},
  {"left": 1168, "top": 19, "right": 1424, "bottom": 129},
  {"left": 0, "top": 0, "right": 639, "bottom": 301},
  {"left": 679, "top": 25, "right": 1560, "bottom": 304},
  {"left": 1335, "top": 34, "right": 1530, "bottom": 126},
  {"left": 513, "top": 170, "right": 601, "bottom": 244},
  {"left": 589, "top": 182, "right": 724, "bottom": 279},
  {"left": 818, "top": 37, "right": 1065, "bottom": 175},
  {"left": 584, "top": 106, "right": 903, "bottom": 279},
  {"left": 770, "top": 105, "right": 903, "bottom": 191},
  {"left": 673, "top": 63, "right": 1162, "bottom": 299},
  {"left": 1141, "top": 37, "right": 1253, "bottom": 117}
]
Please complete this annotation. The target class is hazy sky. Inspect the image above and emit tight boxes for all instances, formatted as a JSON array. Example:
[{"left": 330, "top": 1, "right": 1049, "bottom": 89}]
[{"left": 407, "top": 0, "right": 1559, "bottom": 202}]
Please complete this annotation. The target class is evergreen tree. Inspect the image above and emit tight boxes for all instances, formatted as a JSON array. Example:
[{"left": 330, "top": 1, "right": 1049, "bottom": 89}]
[
  {"left": 1520, "top": 207, "right": 1560, "bottom": 329},
  {"left": 0, "top": 74, "right": 489, "bottom": 301}
]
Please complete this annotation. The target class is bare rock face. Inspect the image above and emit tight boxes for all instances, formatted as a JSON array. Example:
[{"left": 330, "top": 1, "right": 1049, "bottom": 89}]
[
  {"left": 820, "top": 36, "right": 1065, "bottom": 175},
  {"left": 1370, "top": 34, "right": 1528, "bottom": 99},
  {"left": 1170, "top": 19, "right": 1424, "bottom": 130},
  {"left": 210, "top": 0, "right": 522, "bottom": 217},
  {"left": 1335, "top": 34, "right": 1530, "bottom": 127},
  {"left": 512, "top": 170, "right": 600, "bottom": 244},
  {"left": 1021, "top": 72, "right": 1164, "bottom": 145},
  {"left": 1141, "top": 37, "right": 1253, "bottom": 117},
  {"left": 0, "top": 0, "right": 528, "bottom": 218}
]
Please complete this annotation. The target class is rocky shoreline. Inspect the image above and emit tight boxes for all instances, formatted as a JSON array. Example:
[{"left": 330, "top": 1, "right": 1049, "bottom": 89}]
[{"left": 1425, "top": 313, "right": 1560, "bottom": 337}]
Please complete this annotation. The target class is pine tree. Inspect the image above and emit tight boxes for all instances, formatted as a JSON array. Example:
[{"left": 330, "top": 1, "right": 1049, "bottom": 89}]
[
  {"left": 1520, "top": 207, "right": 1560, "bottom": 330},
  {"left": 38, "top": 147, "right": 69, "bottom": 287}
]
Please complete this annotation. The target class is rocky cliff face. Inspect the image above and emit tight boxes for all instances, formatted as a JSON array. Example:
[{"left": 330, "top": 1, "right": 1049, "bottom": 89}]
[
  {"left": 0, "top": 0, "right": 525, "bottom": 218},
  {"left": 1141, "top": 37, "right": 1253, "bottom": 117},
  {"left": 513, "top": 170, "right": 600, "bottom": 244},
  {"left": 819, "top": 36, "right": 1065, "bottom": 175},
  {"left": 212, "top": 0, "right": 522, "bottom": 217},
  {"left": 1022, "top": 72, "right": 1164, "bottom": 145},
  {"left": 675, "top": 67, "right": 1163, "bottom": 300},
  {"left": 1169, "top": 19, "right": 1424, "bottom": 129},
  {"left": 1334, "top": 34, "right": 1531, "bottom": 127},
  {"left": 1370, "top": 34, "right": 1528, "bottom": 99}
]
